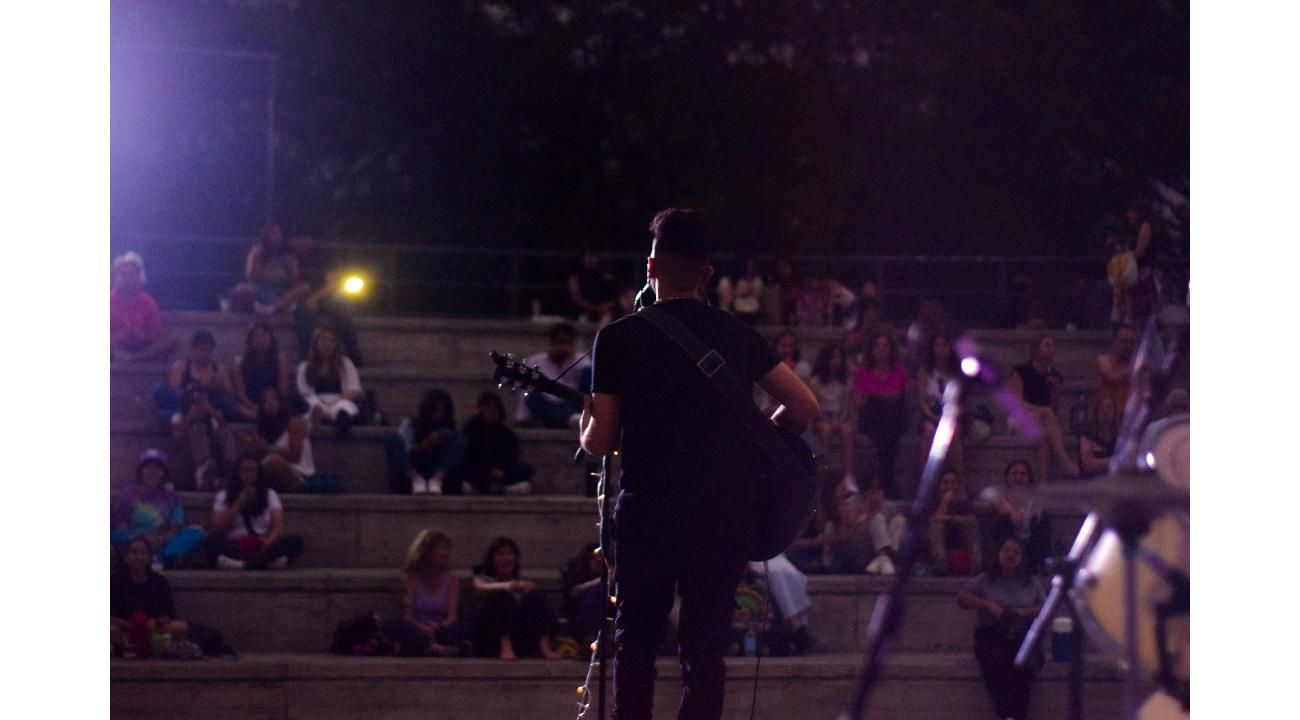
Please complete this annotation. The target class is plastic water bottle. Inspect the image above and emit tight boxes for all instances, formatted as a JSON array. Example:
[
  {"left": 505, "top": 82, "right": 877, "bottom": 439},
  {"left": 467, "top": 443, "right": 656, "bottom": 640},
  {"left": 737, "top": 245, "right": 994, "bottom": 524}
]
[{"left": 742, "top": 629, "right": 758, "bottom": 657}]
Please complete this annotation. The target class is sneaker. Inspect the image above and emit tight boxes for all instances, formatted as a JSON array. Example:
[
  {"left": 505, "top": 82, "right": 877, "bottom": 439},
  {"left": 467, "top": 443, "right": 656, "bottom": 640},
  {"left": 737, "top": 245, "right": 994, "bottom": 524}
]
[
  {"left": 216, "top": 555, "right": 246, "bottom": 570},
  {"left": 877, "top": 556, "right": 896, "bottom": 576},
  {"left": 842, "top": 474, "right": 860, "bottom": 495},
  {"left": 426, "top": 476, "right": 444, "bottom": 495},
  {"left": 411, "top": 477, "right": 428, "bottom": 495},
  {"left": 268, "top": 556, "right": 290, "bottom": 570},
  {"left": 503, "top": 481, "right": 533, "bottom": 496},
  {"left": 865, "top": 555, "right": 885, "bottom": 575}
]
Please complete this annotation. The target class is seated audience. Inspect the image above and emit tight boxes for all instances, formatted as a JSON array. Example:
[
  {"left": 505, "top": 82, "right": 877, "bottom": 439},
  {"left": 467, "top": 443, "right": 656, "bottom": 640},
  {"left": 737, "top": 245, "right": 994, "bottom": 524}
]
[
  {"left": 206, "top": 455, "right": 305, "bottom": 570},
  {"left": 917, "top": 332, "right": 966, "bottom": 479},
  {"left": 765, "top": 255, "right": 801, "bottom": 326},
  {"left": 241, "top": 387, "right": 313, "bottom": 493},
  {"left": 381, "top": 530, "right": 474, "bottom": 657},
  {"left": 232, "top": 322, "right": 292, "bottom": 422},
  {"left": 568, "top": 249, "right": 622, "bottom": 325},
  {"left": 715, "top": 256, "right": 765, "bottom": 324},
  {"left": 810, "top": 342, "right": 856, "bottom": 489},
  {"left": 297, "top": 326, "right": 364, "bottom": 434},
  {"left": 155, "top": 330, "right": 241, "bottom": 424},
  {"left": 774, "top": 329, "right": 812, "bottom": 379},
  {"left": 785, "top": 474, "right": 839, "bottom": 575},
  {"left": 290, "top": 233, "right": 365, "bottom": 366},
  {"left": 854, "top": 332, "right": 909, "bottom": 498},
  {"left": 462, "top": 392, "right": 534, "bottom": 495},
  {"left": 843, "top": 295, "right": 885, "bottom": 362},
  {"left": 111, "top": 449, "right": 206, "bottom": 569},
  {"left": 746, "top": 553, "right": 817, "bottom": 655},
  {"left": 110, "top": 251, "right": 178, "bottom": 362},
  {"left": 170, "top": 386, "right": 237, "bottom": 490},
  {"left": 231, "top": 220, "right": 309, "bottom": 315},
  {"left": 1078, "top": 394, "right": 1119, "bottom": 478},
  {"left": 821, "top": 483, "right": 904, "bottom": 575},
  {"left": 514, "top": 323, "right": 591, "bottom": 429},
  {"left": 926, "top": 468, "right": 981, "bottom": 576},
  {"left": 560, "top": 543, "right": 606, "bottom": 645},
  {"left": 472, "top": 537, "right": 562, "bottom": 659},
  {"left": 1009, "top": 334, "right": 1081, "bottom": 481},
  {"left": 957, "top": 537, "right": 1046, "bottom": 720},
  {"left": 111, "top": 537, "right": 188, "bottom": 655},
  {"left": 386, "top": 389, "right": 467, "bottom": 495},
  {"left": 984, "top": 460, "right": 1051, "bottom": 576},
  {"left": 1096, "top": 323, "right": 1138, "bottom": 416}
]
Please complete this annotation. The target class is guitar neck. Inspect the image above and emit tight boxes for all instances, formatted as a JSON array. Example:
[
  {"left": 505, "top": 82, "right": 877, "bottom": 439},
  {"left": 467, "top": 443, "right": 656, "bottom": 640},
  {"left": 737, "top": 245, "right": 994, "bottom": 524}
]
[{"left": 536, "top": 380, "right": 585, "bottom": 408}]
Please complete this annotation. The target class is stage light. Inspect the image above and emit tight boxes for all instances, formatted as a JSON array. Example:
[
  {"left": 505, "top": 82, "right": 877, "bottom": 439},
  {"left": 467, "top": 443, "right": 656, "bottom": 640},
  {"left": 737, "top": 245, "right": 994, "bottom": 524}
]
[
  {"left": 960, "top": 357, "right": 981, "bottom": 378},
  {"left": 342, "top": 275, "right": 365, "bottom": 295}
]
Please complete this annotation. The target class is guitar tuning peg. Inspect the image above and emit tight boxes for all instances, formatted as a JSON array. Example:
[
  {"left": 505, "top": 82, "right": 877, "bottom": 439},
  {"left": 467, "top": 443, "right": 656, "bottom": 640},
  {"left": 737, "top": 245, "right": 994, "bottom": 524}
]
[{"left": 497, "top": 383, "right": 504, "bottom": 390}]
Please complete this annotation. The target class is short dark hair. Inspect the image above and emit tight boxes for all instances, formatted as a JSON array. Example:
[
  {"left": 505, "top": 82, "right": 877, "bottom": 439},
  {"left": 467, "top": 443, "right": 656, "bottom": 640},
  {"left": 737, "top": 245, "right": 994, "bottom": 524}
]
[
  {"left": 649, "top": 208, "right": 711, "bottom": 262},
  {"left": 549, "top": 322, "right": 577, "bottom": 342}
]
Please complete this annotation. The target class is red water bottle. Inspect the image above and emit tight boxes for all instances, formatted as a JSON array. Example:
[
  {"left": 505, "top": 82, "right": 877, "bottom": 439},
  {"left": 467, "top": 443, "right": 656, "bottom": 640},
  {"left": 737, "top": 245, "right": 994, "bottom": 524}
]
[{"left": 130, "top": 609, "right": 151, "bottom": 659}]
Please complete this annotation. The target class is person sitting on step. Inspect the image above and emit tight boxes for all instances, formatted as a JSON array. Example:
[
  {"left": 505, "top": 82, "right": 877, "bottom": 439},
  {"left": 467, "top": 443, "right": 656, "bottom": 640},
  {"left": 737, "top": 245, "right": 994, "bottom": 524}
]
[
  {"left": 110, "top": 449, "right": 207, "bottom": 569},
  {"left": 385, "top": 389, "right": 468, "bottom": 495},
  {"left": 206, "top": 455, "right": 304, "bottom": 570},
  {"left": 381, "top": 530, "right": 474, "bottom": 656},
  {"left": 240, "top": 387, "right": 314, "bottom": 494},
  {"left": 111, "top": 537, "right": 189, "bottom": 656},
  {"left": 925, "top": 467, "right": 982, "bottom": 576},
  {"left": 514, "top": 323, "right": 591, "bottom": 429},
  {"left": 296, "top": 326, "right": 364, "bottom": 434},
  {"left": 232, "top": 322, "right": 292, "bottom": 422},
  {"left": 110, "top": 251, "right": 179, "bottom": 363},
  {"left": 471, "top": 537, "right": 563, "bottom": 659},
  {"left": 461, "top": 391, "right": 534, "bottom": 495}
]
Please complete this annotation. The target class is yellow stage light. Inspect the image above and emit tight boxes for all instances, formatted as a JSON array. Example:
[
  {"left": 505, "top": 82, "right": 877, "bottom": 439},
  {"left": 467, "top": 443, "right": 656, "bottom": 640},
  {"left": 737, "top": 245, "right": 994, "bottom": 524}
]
[{"left": 342, "top": 275, "right": 365, "bottom": 295}]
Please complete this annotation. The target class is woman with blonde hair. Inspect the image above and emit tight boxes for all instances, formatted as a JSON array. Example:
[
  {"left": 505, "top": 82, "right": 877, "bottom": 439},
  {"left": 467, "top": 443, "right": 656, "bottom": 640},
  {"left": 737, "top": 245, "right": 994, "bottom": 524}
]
[
  {"left": 381, "top": 530, "right": 473, "bottom": 656},
  {"left": 296, "top": 326, "right": 364, "bottom": 434}
]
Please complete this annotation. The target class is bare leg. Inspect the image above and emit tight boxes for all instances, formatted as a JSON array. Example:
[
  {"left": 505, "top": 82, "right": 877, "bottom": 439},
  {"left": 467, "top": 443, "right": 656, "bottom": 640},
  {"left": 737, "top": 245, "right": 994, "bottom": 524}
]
[{"left": 1040, "top": 408, "right": 1080, "bottom": 477}]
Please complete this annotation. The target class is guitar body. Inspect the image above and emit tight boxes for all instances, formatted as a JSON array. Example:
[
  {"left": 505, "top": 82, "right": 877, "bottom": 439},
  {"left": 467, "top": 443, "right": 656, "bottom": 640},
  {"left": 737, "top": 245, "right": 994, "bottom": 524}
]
[{"left": 747, "top": 426, "right": 822, "bottom": 561}]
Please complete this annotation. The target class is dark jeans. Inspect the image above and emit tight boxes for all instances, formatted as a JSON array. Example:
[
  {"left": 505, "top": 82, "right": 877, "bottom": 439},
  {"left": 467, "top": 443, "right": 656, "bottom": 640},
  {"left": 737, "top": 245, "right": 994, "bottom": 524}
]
[
  {"left": 381, "top": 617, "right": 474, "bottom": 656},
  {"left": 295, "top": 297, "right": 364, "bottom": 367},
  {"left": 383, "top": 431, "right": 468, "bottom": 493},
  {"left": 153, "top": 383, "right": 242, "bottom": 427},
  {"left": 524, "top": 366, "right": 592, "bottom": 428},
  {"left": 206, "top": 535, "right": 305, "bottom": 570},
  {"left": 612, "top": 493, "right": 750, "bottom": 720},
  {"left": 473, "top": 589, "right": 556, "bottom": 658},
  {"left": 973, "top": 624, "right": 1039, "bottom": 720},
  {"left": 461, "top": 463, "right": 534, "bottom": 495},
  {"left": 858, "top": 394, "right": 905, "bottom": 497},
  {"left": 565, "top": 581, "right": 606, "bottom": 642}
]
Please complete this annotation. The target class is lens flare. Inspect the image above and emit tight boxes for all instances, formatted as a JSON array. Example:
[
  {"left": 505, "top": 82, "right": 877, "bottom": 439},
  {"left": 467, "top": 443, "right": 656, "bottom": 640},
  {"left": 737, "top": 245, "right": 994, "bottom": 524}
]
[{"left": 342, "top": 275, "right": 365, "bottom": 295}]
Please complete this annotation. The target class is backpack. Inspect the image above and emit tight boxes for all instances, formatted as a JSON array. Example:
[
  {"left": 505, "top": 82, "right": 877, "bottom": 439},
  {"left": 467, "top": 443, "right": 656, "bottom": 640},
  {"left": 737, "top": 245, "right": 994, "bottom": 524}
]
[{"left": 330, "top": 612, "right": 393, "bottom": 656}]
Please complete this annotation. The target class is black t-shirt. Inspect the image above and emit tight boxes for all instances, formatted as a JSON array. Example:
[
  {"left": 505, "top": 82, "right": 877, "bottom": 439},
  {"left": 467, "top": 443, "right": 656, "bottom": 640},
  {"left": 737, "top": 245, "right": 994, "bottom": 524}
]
[
  {"left": 110, "top": 572, "right": 177, "bottom": 621},
  {"left": 591, "top": 299, "right": 780, "bottom": 502},
  {"left": 1013, "top": 362, "right": 1062, "bottom": 408},
  {"left": 574, "top": 266, "right": 620, "bottom": 307},
  {"left": 462, "top": 415, "right": 521, "bottom": 470}
]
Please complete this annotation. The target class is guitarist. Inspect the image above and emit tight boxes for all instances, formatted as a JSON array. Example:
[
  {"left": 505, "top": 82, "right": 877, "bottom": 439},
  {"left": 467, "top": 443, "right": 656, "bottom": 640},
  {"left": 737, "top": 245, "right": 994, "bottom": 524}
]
[{"left": 579, "top": 208, "right": 820, "bottom": 720}]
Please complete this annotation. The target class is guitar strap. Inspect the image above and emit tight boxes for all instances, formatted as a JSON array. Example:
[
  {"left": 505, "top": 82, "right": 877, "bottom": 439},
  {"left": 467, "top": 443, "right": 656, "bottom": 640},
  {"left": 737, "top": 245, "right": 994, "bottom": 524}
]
[{"left": 636, "top": 305, "right": 810, "bottom": 487}]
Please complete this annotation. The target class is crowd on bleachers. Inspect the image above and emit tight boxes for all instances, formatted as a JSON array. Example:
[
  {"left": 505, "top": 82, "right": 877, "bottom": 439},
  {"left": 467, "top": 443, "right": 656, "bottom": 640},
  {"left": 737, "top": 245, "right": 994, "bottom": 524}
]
[{"left": 110, "top": 217, "right": 1178, "bottom": 718}]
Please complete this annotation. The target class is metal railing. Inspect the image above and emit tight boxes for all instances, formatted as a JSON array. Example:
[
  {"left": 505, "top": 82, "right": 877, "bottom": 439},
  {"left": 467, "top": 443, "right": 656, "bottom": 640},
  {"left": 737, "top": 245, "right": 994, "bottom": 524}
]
[{"left": 110, "top": 232, "right": 1130, "bottom": 327}]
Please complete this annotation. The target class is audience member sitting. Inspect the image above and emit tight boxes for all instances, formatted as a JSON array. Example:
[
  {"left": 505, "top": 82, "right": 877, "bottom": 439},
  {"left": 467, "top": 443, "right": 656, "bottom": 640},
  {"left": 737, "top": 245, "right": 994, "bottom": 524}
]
[
  {"left": 773, "top": 329, "right": 812, "bottom": 379},
  {"left": 231, "top": 220, "right": 308, "bottom": 315},
  {"left": 381, "top": 530, "right": 474, "bottom": 657},
  {"left": 957, "top": 536, "right": 1046, "bottom": 720},
  {"left": 297, "top": 326, "right": 364, "bottom": 434},
  {"left": 715, "top": 256, "right": 765, "bottom": 324},
  {"left": 810, "top": 342, "right": 857, "bottom": 490},
  {"left": 206, "top": 455, "right": 305, "bottom": 570},
  {"left": 926, "top": 468, "right": 982, "bottom": 577},
  {"left": 560, "top": 543, "right": 606, "bottom": 646},
  {"left": 170, "top": 385, "right": 237, "bottom": 491},
  {"left": 785, "top": 474, "right": 839, "bottom": 574},
  {"left": 568, "top": 249, "right": 622, "bottom": 325},
  {"left": 232, "top": 322, "right": 292, "bottom": 422},
  {"left": 746, "top": 553, "right": 817, "bottom": 655},
  {"left": 111, "top": 449, "right": 207, "bottom": 569},
  {"left": 917, "top": 333, "right": 967, "bottom": 479},
  {"left": 984, "top": 460, "right": 1051, "bottom": 576},
  {"left": 1096, "top": 323, "right": 1138, "bottom": 416},
  {"left": 110, "top": 251, "right": 179, "bottom": 362},
  {"left": 240, "top": 387, "right": 313, "bottom": 493},
  {"left": 111, "top": 537, "right": 189, "bottom": 656},
  {"left": 821, "top": 483, "right": 904, "bottom": 575},
  {"left": 471, "top": 537, "right": 562, "bottom": 659},
  {"left": 1106, "top": 203, "right": 1158, "bottom": 326},
  {"left": 155, "top": 330, "right": 241, "bottom": 424},
  {"left": 514, "top": 323, "right": 591, "bottom": 429},
  {"left": 386, "top": 389, "right": 467, "bottom": 495},
  {"left": 765, "top": 255, "right": 801, "bottom": 326},
  {"left": 1079, "top": 394, "right": 1119, "bottom": 478},
  {"left": 843, "top": 281, "right": 881, "bottom": 330},
  {"left": 843, "top": 295, "right": 885, "bottom": 362},
  {"left": 462, "top": 391, "right": 533, "bottom": 495},
  {"left": 854, "top": 332, "right": 909, "bottom": 499},
  {"left": 290, "top": 233, "right": 365, "bottom": 366},
  {"left": 1009, "top": 334, "right": 1081, "bottom": 481}
]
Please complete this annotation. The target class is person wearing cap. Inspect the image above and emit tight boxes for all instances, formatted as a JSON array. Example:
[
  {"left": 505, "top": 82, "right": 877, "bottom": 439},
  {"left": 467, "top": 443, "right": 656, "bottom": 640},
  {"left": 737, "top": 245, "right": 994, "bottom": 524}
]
[
  {"left": 111, "top": 449, "right": 206, "bottom": 569},
  {"left": 153, "top": 329, "right": 242, "bottom": 427},
  {"left": 110, "top": 252, "right": 178, "bottom": 362}
]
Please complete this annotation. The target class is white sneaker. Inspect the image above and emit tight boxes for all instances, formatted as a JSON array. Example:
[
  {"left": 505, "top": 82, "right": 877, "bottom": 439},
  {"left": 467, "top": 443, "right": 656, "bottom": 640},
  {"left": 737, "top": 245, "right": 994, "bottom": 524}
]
[
  {"left": 268, "top": 556, "right": 290, "bottom": 570},
  {"left": 842, "top": 474, "right": 860, "bottom": 495},
  {"left": 568, "top": 413, "right": 582, "bottom": 429},
  {"left": 503, "top": 481, "right": 533, "bottom": 496},
  {"left": 216, "top": 555, "right": 246, "bottom": 570},
  {"left": 877, "top": 555, "right": 896, "bottom": 576},
  {"left": 865, "top": 556, "right": 885, "bottom": 575},
  {"left": 411, "top": 477, "right": 428, "bottom": 495},
  {"left": 427, "top": 476, "right": 444, "bottom": 495}
]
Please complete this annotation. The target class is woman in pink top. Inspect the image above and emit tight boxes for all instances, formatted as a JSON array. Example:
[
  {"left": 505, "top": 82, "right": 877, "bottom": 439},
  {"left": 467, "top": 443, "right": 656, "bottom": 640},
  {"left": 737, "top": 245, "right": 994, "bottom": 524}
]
[{"left": 853, "top": 332, "right": 909, "bottom": 498}]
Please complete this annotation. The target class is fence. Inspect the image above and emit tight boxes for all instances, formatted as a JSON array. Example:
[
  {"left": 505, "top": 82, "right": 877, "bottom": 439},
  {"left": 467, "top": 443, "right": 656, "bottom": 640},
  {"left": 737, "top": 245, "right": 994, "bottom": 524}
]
[{"left": 110, "top": 232, "right": 1126, "bottom": 328}]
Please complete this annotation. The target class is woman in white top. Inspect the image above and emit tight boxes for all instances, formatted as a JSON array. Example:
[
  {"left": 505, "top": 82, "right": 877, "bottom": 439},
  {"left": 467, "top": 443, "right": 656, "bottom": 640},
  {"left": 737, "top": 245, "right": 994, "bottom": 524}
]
[
  {"left": 296, "top": 326, "right": 364, "bottom": 434},
  {"left": 206, "top": 455, "right": 304, "bottom": 570},
  {"left": 241, "top": 386, "right": 314, "bottom": 493}
]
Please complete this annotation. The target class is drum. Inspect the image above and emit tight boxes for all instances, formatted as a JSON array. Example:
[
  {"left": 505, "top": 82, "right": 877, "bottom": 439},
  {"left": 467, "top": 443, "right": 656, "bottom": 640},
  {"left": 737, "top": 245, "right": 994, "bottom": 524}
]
[{"left": 1139, "top": 415, "right": 1189, "bottom": 491}]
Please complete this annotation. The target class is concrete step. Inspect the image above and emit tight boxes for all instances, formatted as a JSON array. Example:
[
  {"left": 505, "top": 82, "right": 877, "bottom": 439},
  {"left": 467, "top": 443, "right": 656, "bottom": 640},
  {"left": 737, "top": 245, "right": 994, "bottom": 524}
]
[
  {"left": 110, "top": 423, "right": 593, "bottom": 495},
  {"left": 163, "top": 492, "right": 1086, "bottom": 573},
  {"left": 159, "top": 569, "right": 1092, "bottom": 656},
  {"left": 150, "top": 310, "right": 1115, "bottom": 379},
  {"left": 110, "top": 651, "right": 1124, "bottom": 720}
]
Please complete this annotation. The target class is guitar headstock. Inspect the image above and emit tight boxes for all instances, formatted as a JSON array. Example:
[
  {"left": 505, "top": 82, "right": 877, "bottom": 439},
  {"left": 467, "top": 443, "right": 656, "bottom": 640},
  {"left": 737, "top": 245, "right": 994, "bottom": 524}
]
[{"left": 489, "top": 351, "right": 586, "bottom": 407}]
